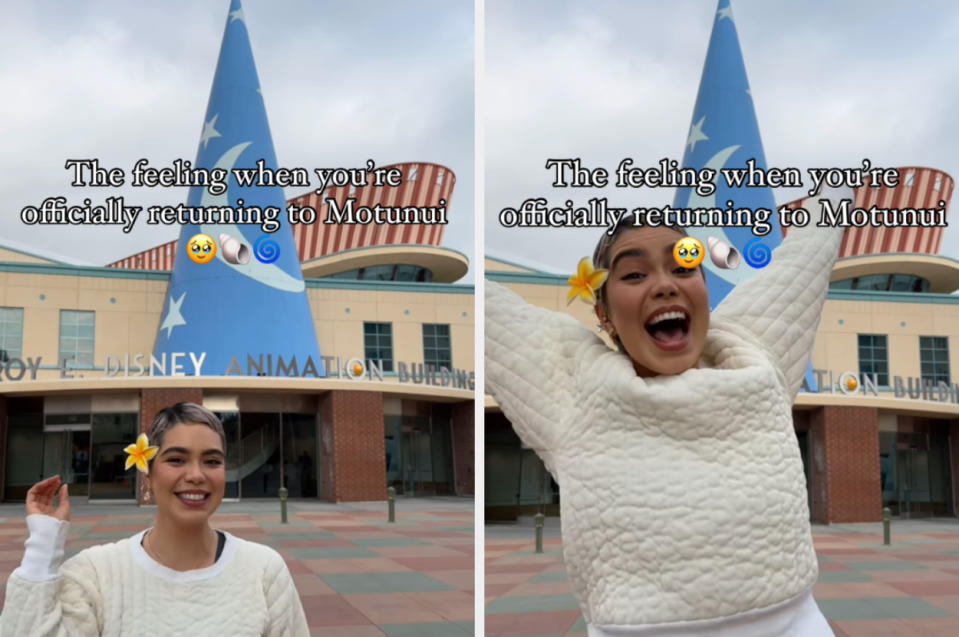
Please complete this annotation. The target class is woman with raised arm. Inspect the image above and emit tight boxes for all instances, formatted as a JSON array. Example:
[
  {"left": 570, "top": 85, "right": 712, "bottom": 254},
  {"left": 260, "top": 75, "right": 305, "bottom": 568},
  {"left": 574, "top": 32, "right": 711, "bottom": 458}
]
[
  {"left": 1, "top": 402, "right": 309, "bottom": 637},
  {"left": 485, "top": 190, "right": 850, "bottom": 636}
]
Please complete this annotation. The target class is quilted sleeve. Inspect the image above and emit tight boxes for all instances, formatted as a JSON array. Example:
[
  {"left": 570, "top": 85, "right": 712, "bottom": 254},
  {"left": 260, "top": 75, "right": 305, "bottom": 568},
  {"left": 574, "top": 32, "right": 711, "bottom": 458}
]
[
  {"left": 713, "top": 187, "right": 850, "bottom": 397},
  {"left": 264, "top": 548, "right": 310, "bottom": 637},
  {"left": 1, "top": 545, "right": 102, "bottom": 637},
  {"left": 485, "top": 280, "right": 594, "bottom": 468}
]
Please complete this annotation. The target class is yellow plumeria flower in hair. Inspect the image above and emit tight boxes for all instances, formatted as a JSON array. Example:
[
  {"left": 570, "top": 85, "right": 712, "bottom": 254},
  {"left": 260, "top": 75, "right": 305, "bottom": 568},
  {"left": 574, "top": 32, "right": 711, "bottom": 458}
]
[
  {"left": 124, "top": 433, "right": 159, "bottom": 473},
  {"left": 567, "top": 257, "right": 609, "bottom": 305}
]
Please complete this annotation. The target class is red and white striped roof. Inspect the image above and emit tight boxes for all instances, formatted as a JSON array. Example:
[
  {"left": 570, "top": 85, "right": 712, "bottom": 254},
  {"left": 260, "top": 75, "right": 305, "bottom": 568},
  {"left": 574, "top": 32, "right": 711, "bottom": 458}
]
[{"left": 781, "top": 166, "right": 953, "bottom": 257}]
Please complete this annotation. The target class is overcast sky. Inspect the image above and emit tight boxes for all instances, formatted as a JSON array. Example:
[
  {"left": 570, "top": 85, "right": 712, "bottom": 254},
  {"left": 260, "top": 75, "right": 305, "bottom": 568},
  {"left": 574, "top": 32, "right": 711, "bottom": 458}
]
[
  {"left": 0, "top": 1, "right": 474, "bottom": 277},
  {"left": 486, "top": 0, "right": 959, "bottom": 275}
]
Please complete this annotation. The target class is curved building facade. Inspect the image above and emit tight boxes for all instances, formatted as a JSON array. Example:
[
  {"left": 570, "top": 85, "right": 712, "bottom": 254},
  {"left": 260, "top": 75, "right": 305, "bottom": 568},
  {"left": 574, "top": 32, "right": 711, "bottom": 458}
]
[{"left": 0, "top": 167, "right": 474, "bottom": 504}]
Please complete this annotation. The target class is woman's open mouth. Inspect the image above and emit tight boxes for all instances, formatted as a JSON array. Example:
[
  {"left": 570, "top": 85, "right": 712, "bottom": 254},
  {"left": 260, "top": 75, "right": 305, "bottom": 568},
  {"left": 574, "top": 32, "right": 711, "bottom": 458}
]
[
  {"left": 644, "top": 308, "right": 690, "bottom": 351},
  {"left": 175, "top": 491, "right": 211, "bottom": 508}
]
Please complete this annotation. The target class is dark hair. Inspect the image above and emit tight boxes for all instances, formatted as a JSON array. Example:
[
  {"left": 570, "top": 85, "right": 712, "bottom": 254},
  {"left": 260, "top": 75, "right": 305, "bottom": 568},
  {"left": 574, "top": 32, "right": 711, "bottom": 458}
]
[
  {"left": 148, "top": 402, "right": 226, "bottom": 461},
  {"left": 591, "top": 221, "right": 699, "bottom": 307}
]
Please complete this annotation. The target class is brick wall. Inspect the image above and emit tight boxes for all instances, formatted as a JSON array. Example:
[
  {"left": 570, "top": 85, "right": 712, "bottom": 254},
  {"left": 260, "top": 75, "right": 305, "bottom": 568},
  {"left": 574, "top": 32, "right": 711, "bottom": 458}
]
[
  {"left": 451, "top": 400, "right": 474, "bottom": 495},
  {"left": 318, "top": 390, "right": 386, "bottom": 502},
  {"left": 137, "top": 388, "right": 204, "bottom": 504},
  {"left": 809, "top": 406, "right": 882, "bottom": 523}
]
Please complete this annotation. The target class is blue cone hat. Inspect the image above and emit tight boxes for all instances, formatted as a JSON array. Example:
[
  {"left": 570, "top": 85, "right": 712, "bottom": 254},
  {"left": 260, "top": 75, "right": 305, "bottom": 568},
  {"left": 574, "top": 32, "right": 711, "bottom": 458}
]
[
  {"left": 675, "top": 0, "right": 821, "bottom": 388},
  {"left": 154, "top": 0, "right": 324, "bottom": 377},
  {"left": 672, "top": 0, "right": 782, "bottom": 309}
]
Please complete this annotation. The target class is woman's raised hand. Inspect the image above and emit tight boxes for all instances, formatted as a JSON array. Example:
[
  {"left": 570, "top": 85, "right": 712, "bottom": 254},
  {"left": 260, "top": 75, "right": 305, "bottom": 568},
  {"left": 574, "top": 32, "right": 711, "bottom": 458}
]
[{"left": 25, "top": 475, "right": 71, "bottom": 521}]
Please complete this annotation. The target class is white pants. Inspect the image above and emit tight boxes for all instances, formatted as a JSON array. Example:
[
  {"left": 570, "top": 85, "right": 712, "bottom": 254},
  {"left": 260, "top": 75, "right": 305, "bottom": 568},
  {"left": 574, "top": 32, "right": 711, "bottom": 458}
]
[{"left": 588, "top": 590, "right": 834, "bottom": 637}]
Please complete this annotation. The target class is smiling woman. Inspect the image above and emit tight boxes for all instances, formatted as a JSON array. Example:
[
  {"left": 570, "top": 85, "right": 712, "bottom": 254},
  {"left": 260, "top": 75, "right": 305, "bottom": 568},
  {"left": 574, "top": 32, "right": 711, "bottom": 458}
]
[
  {"left": 484, "top": 192, "right": 850, "bottom": 634},
  {"left": 0, "top": 403, "right": 309, "bottom": 637}
]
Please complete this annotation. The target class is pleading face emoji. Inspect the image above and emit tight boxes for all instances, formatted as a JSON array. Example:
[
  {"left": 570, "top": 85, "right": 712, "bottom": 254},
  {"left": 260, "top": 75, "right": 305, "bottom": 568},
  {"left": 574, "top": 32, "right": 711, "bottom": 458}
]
[
  {"left": 187, "top": 233, "right": 217, "bottom": 265},
  {"left": 673, "top": 237, "right": 704, "bottom": 269}
]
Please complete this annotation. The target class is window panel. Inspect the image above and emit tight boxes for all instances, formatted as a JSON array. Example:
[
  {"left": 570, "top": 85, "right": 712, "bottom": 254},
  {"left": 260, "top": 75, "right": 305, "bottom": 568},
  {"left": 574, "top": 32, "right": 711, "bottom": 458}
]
[
  {"left": 363, "top": 322, "right": 393, "bottom": 372},
  {"left": 858, "top": 333, "right": 889, "bottom": 386},
  {"left": 0, "top": 308, "right": 24, "bottom": 362},
  {"left": 60, "top": 310, "right": 95, "bottom": 367},
  {"left": 919, "top": 336, "right": 950, "bottom": 384},
  {"left": 423, "top": 324, "right": 452, "bottom": 369}
]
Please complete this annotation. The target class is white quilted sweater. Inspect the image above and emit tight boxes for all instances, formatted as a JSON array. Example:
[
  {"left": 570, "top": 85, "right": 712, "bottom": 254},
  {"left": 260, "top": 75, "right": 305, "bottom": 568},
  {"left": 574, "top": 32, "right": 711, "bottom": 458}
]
[
  {"left": 1, "top": 515, "right": 309, "bottom": 636},
  {"left": 486, "top": 221, "right": 843, "bottom": 630}
]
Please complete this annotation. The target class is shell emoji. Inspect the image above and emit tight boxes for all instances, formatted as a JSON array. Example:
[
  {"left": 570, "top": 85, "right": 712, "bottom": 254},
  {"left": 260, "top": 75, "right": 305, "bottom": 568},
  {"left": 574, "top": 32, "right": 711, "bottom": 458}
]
[
  {"left": 219, "top": 233, "right": 251, "bottom": 265},
  {"left": 707, "top": 236, "right": 741, "bottom": 270}
]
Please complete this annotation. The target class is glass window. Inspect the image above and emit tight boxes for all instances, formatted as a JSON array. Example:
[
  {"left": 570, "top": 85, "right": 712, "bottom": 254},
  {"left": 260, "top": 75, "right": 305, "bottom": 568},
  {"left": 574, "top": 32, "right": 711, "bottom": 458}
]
[
  {"left": 323, "top": 265, "right": 434, "bottom": 282},
  {"left": 919, "top": 336, "right": 950, "bottom": 384},
  {"left": 216, "top": 412, "right": 240, "bottom": 499},
  {"left": 857, "top": 274, "right": 890, "bottom": 291},
  {"left": 830, "top": 274, "right": 930, "bottom": 293},
  {"left": 89, "top": 414, "right": 137, "bottom": 499},
  {"left": 364, "top": 322, "right": 394, "bottom": 372},
  {"left": 238, "top": 412, "right": 280, "bottom": 498},
  {"left": 5, "top": 410, "right": 43, "bottom": 499},
  {"left": 283, "top": 414, "right": 317, "bottom": 498},
  {"left": 0, "top": 307, "right": 24, "bottom": 363},
  {"left": 858, "top": 334, "right": 889, "bottom": 386},
  {"left": 59, "top": 310, "right": 95, "bottom": 367},
  {"left": 423, "top": 323, "right": 452, "bottom": 369},
  {"left": 890, "top": 274, "right": 930, "bottom": 293}
]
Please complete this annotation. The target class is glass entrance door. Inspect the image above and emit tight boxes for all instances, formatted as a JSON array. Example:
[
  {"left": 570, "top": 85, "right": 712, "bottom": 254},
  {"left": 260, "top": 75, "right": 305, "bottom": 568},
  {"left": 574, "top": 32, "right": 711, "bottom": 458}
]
[
  {"left": 282, "top": 414, "right": 317, "bottom": 498},
  {"left": 218, "top": 412, "right": 240, "bottom": 498},
  {"left": 239, "top": 413, "right": 281, "bottom": 498},
  {"left": 89, "top": 414, "right": 137, "bottom": 500},
  {"left": 42, "top": 429, "right": 90, "bottom": 497},
  {"left": 898, "top": 447, "right": 929, "bottom": 518},
  {"left": 401, "top": 418, "right": 434, "bottom": 496},
  {"left": 884, "top": 428, "right": 952, "bottom": 518}
]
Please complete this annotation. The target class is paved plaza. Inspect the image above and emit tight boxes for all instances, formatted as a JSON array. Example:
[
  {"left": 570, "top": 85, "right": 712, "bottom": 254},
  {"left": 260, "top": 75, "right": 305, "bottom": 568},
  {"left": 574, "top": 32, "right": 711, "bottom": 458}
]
[
  {"left": 0, "top": 497, "right": 474, "bottom": 636},
  {"left": 486, "top": 517, "right": 959, "bottom": 637}
]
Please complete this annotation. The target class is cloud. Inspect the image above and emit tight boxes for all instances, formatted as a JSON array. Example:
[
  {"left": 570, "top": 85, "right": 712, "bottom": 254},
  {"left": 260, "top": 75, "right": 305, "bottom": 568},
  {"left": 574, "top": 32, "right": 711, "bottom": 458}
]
[
  {"left": 486, "top": 0, "right": 959, "bottom": 273},
  {"left": 0, "top": 1, "right": 474, "bottom": 276}
]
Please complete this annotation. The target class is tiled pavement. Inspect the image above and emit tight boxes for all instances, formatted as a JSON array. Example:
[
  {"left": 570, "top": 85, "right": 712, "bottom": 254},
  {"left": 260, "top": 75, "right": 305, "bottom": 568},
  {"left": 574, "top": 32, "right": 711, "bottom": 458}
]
[
  {"left": 0, "top": 498, "right": 474, "bottom": 636},
  {"left": 486, "top": 518, "right": 959, "bottom": 637}
]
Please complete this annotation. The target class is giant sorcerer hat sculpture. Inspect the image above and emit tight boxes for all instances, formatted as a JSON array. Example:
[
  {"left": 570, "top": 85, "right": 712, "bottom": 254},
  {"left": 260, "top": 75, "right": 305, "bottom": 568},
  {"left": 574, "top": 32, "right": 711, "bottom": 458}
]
[
  {"left": 672, "top": 0, "right": 783, "bottom": 307},
  {"left": 154, "top": 0, "right": 324, "bottom": 376},
  {"left": 674, "top": 0, "right": 821, "bottom": 388}
]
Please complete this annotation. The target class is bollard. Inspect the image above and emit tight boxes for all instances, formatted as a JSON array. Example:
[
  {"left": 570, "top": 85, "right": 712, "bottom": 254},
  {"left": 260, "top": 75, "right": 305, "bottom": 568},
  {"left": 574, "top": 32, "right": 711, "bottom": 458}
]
[
  {"left": 534, "top": 512, "right": 544, "bottom": 553},
  {"left": 882, "top": 507, "right": 891, "bottom": 546},
  {"left": 387, "top": 486, "right": 396, "bottom": 523},
  {"left": 279, "top": 487, "right": 288, "bottom": 524}
]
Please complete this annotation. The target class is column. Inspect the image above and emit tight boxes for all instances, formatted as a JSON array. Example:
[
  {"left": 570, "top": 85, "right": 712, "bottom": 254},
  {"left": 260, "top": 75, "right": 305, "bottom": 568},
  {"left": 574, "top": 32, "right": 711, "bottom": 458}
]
[
  {"left": 809, "top": 406, "right": 882, "bottom": 523},
  {"left": 318, "top": 390, "right": 386, "bottom": 502}
]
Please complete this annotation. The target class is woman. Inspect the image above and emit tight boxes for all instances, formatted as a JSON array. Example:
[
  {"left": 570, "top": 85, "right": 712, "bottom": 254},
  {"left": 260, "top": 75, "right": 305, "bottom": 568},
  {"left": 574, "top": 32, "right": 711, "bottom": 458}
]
[
  {"left": 485, "top": 190, "right": 848, "bottom": 636},
  {"left": 1, "top": 402, "right": 309, "bottom": 636}
]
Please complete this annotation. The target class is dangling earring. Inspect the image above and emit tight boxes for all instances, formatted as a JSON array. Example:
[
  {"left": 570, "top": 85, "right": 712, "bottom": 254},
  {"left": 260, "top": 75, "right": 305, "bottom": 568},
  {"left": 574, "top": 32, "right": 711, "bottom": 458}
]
[{"left": 602, "top": 324, "right": 617, "bottom": 341}]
